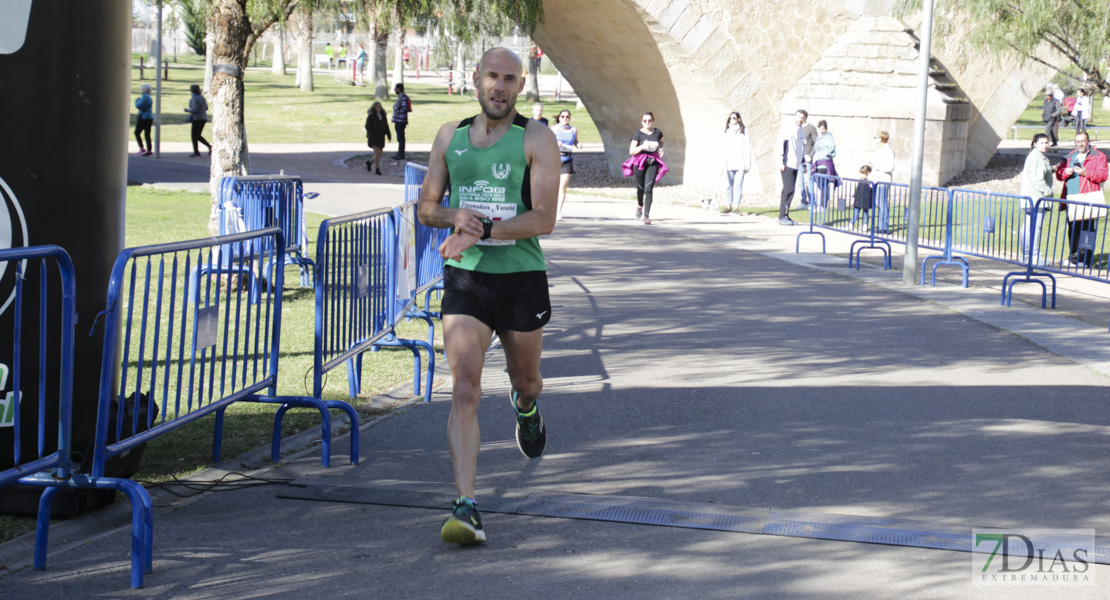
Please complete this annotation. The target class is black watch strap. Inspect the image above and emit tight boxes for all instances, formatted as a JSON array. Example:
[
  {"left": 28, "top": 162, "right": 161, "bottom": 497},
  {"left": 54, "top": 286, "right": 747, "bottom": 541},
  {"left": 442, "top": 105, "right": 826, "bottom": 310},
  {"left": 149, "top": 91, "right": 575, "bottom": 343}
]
[{"left": 479, "top": 217, "right": 493, "bottom": 241}]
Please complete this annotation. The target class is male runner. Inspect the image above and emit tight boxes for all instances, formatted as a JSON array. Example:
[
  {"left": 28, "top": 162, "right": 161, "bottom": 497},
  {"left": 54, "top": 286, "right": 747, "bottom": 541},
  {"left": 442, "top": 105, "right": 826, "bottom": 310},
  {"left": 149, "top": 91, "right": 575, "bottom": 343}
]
[{"left": 417, "top": 47, "right": 560, "bottom": 545}]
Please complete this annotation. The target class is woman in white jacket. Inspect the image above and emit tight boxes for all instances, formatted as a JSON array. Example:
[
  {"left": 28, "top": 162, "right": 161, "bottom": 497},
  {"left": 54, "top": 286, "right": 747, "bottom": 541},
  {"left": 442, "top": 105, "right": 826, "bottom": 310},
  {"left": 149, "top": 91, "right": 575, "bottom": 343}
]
[
  {"left": 868, "top": 130, "right": 895, "bottom": 233},
  {"left": 720, "top": 112, "right": 751, "bottom": 214}
]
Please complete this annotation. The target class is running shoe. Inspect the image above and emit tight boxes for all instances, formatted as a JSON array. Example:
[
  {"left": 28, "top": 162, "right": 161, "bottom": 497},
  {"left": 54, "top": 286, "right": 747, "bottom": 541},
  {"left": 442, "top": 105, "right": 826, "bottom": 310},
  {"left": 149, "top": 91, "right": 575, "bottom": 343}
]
[
  {"left": 635, "top": 206, "right": 642, "bottom": 219},
  {"left": 441, "top": 497, "right": 485, "bottom": 544},
  {"left": 512, "top": 391, "right": 547, "bottom": 458}
]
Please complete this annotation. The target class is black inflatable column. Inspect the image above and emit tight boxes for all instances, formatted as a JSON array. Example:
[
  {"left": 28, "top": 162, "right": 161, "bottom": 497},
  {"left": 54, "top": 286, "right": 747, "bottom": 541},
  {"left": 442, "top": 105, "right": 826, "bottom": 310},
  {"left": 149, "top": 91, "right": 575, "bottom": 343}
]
[{"left": 0, "top": 1, "right": 129, "bottom": 481}]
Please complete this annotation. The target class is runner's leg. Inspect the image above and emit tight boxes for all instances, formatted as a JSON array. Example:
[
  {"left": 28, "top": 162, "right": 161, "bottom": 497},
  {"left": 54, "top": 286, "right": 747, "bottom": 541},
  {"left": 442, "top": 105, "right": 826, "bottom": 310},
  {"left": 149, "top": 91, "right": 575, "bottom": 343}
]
[
  {"left": 443, "top": 313, "right": 494, "bottom": 499},
  {"left": 499, "top": 327, "right": 544, "bottom": 412}
]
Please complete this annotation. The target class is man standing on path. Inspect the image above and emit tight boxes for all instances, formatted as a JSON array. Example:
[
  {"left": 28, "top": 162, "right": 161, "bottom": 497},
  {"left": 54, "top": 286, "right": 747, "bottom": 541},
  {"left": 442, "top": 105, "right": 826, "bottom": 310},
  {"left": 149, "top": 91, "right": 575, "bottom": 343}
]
[
  {"left": 417, "top": 47, "right": 560, "bottom": 546},
  {"left": 797, "top": 111, "right": 818, "bottom": 207},
  {"left": 1043, "top": 91, "right": 1062, "bottom": 147},
  {"left": 391, "top": 83, "right": 412, "bottom": 160},
  {"left": 778, "top": 110, "right": 806, "bottom": 225}
]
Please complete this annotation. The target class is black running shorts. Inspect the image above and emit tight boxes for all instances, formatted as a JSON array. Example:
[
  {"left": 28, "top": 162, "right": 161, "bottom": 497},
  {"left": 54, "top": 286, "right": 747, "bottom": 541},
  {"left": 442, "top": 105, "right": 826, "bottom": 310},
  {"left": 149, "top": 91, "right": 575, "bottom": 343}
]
[{"left": 442, "top": 265, "right": 551, "bottom": 332}]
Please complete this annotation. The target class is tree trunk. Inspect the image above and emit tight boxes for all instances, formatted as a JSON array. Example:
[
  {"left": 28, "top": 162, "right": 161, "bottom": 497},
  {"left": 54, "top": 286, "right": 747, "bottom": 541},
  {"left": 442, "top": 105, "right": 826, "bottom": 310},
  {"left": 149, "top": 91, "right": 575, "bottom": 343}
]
[
  {"left": 272, "top": 23, "right": 285, "bottom": 75},
  {"left": 372, "top": 20, "right": 390, "bottom": 100},
  {"left": 295, "top": 7, "right": 314, "bottom": 92},
  {"left": 203, "top": 28, "right": 214, "bottom": 95},
  {"left": 454, "top": 42, "right": 468, "bottom": 94},
  {"left": 526, "top": 43, "right": 540, "bottom": 102},
  {"left": 392, "top": 28, "right": 405, "bottom": 89},
  {"left": 209, "top": 0, "right": 252, "bottom": 235}
]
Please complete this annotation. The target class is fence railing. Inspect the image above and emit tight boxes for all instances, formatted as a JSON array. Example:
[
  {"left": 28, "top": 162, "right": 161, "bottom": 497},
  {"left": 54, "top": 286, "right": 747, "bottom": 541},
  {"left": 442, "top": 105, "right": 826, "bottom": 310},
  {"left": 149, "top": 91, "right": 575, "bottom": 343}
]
[
  {"left": 799, "top": 178, "right": 1110, "bottom": 329},
  {"left": 407, "top": 163, "right": 450, "bottom": 323},
  {"left": 333, "top": 163, "right": 446, "bottom": 401},
  {"left": 218, "top": 175, "right": 315, "bottom": 286},
  {"left": 0, "top": 246, "right": 77, "bottom": 489},
  {"left": 27, "top": 229, "right": 357, "bottom": 589},
  {"left": 313, "top": 207, "right": 401, "bottom": 399},
  {"left": 799, "top": 175, "right": 892, "bottom": 268}
]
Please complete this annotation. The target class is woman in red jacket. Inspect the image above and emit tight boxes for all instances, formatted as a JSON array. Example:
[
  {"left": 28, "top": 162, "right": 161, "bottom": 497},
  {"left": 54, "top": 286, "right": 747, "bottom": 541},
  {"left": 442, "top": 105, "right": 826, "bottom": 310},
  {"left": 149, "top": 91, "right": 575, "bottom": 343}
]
[{"left": 1055, "top": 131, "right": 1108, "bottom": 267}]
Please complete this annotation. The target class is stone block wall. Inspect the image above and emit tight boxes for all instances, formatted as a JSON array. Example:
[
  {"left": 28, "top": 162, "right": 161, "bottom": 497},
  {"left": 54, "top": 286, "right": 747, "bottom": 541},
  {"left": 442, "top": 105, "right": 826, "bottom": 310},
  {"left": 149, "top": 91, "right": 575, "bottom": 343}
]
[{"left": 534, "top": 0, "right": 1059, "bottom": 196}]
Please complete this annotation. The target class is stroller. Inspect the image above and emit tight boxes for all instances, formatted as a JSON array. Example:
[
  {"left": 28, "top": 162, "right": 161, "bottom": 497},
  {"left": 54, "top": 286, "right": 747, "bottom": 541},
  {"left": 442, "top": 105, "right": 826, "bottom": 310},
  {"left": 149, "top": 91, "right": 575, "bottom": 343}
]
[{"left": 1061, "top": 96, "right": 1077, "bottom": 127}]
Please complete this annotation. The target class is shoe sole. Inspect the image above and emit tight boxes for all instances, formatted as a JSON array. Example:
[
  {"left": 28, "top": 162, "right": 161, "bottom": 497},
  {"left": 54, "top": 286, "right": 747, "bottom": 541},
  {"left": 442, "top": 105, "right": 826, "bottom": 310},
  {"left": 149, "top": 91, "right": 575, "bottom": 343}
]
[{"left": 441, "top": 516, "right": 486, "bottom": 544}]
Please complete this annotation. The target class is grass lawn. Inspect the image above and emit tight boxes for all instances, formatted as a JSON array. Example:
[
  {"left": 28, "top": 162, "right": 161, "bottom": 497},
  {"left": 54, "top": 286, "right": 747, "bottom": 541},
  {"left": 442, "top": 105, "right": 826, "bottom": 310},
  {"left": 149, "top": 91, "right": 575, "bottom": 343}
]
[
  {"left": 0, "top": 185, "right": 443, "bottom": 543},
  {"left": 130, "top": 54, "right": 600, "bottom": 146}
]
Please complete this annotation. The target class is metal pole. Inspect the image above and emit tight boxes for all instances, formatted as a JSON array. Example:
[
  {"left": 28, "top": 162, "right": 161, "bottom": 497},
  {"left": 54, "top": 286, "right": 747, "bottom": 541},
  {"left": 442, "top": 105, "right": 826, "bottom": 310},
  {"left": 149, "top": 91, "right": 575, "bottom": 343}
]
[
  {"left": 903, "top": 0, "right": 935, "bottom": 285},
  {"left": 154, "top": 0, "right": 163, "bottom": 158}
]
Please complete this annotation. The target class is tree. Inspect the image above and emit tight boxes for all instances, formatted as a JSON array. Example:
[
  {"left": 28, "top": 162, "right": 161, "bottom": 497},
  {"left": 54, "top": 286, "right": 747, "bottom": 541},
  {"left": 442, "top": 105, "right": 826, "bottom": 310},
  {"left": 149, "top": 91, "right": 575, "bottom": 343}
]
[
  {"left": 272, "top": 18, "right": 287, "bottom": 75},
  {"left": 164, "top": 0, "right": 183, "bottom": 60},
  {"left": 207, "top": 0, "right": 299, "bottom": 231},
  {"left": 181, "top": 0, "right": 208, "bottom": 55},
  {"left": 897, "top": 0, "right": 1110, "bottom": 94},
  {"left": 293, "top": 1, "right": 317, "bottom": 92}
]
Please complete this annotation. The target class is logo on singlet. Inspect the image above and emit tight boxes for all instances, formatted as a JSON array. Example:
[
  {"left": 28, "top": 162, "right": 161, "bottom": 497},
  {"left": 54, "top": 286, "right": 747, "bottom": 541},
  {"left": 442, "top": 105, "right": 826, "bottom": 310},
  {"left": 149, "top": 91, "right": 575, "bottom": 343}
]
[
  {"left": 454, "top": 149, "right": 468, "bottom": 156},
  {"left": 492, "top": 163, "right": 511, "bottom": 180}
]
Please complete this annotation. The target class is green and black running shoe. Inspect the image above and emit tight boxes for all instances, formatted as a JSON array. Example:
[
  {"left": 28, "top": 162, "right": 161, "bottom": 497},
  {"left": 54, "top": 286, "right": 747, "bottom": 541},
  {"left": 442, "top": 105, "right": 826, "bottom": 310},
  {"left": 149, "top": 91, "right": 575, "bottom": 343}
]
[
  {"left": 512, "top": 391, "right": 547, "bottom": 459},
  {"left": 441, "top": 496, "right": 486, "bottom": 545}
]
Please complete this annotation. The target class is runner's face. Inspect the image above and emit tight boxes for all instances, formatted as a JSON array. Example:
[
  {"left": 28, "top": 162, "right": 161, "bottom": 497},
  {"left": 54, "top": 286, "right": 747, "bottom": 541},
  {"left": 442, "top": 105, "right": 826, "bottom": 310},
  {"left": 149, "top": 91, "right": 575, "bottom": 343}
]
[{"left": 475, "top": 51, "right": 524, "bottom": 121}]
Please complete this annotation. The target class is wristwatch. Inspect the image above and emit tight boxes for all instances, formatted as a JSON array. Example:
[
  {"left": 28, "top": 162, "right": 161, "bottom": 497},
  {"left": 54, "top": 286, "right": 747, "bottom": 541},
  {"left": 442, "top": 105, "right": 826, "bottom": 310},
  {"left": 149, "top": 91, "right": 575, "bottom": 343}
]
[{"left": 478, "top": 217, "right": 493, "bottom": 241}]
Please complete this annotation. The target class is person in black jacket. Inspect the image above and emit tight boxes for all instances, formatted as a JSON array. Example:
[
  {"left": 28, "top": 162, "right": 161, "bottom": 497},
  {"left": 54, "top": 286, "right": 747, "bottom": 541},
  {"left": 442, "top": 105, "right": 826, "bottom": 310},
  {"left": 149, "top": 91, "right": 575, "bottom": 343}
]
[
  {"left": 1043, "top": 92, "right": 1062, "bottom": 147},
  {"left": 851, "top": 165, "right": 873, "bottom": 229},
  {"left": 364, "top": 101, "right": 392, "bottom": 175}
]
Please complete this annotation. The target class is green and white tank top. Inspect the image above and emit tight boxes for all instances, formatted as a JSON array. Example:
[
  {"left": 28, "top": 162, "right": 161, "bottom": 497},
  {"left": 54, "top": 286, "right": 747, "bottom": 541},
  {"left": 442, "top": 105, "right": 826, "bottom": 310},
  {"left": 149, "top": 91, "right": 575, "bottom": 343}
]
[{"left": 444, "top": 113, "right": 545, "bottom": 273}]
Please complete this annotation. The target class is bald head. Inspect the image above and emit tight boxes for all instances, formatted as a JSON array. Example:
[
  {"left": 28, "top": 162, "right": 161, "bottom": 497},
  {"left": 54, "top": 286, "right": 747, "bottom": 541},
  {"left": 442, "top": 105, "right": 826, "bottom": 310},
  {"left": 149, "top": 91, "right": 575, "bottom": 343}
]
[
  {"left": 474, "top": 47, "right": 526, "bottom": 121},
  {"left": 478, "top": 47, "right": 523, "bottom": 77}
]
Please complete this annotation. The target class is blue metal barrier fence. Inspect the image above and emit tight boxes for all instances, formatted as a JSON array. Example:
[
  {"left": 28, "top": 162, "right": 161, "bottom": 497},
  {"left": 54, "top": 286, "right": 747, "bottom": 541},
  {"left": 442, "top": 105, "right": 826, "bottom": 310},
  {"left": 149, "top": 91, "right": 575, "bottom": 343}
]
[
  {"left": 798, "top": 175, "right": 892, "bottom": 268},
  {"left": 23, "top": 229, "right": 358, "bottom": 589},
  {"left": 218, "top": 175, "right": 315, "bottom": 286},
  {"left": 313, "top": 207, "right": 398, "bottom": 398},
  {"left": 0, "top": 246, "right": 77, "bottom": 491}
]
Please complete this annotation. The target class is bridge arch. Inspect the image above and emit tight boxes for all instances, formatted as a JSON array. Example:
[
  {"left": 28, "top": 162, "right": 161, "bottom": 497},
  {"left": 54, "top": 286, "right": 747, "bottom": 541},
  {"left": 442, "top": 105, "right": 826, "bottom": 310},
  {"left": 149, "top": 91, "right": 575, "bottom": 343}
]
[{"left": 534, "top": 0, "right": 1057, "bottom": 191}]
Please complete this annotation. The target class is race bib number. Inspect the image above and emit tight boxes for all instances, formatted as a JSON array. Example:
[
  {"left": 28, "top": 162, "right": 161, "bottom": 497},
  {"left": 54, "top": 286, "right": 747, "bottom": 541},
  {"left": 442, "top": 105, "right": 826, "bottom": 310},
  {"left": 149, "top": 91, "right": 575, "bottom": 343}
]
[{"left": 460, "top": 200, "right": 517, "bottom": 246}]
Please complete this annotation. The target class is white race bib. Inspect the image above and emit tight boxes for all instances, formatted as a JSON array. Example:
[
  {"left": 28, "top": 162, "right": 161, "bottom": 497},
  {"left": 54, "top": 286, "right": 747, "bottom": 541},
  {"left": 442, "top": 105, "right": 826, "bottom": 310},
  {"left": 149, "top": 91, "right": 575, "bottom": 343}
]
[{"left": 461, "top": 200, "right": 517, "bottom": 246}]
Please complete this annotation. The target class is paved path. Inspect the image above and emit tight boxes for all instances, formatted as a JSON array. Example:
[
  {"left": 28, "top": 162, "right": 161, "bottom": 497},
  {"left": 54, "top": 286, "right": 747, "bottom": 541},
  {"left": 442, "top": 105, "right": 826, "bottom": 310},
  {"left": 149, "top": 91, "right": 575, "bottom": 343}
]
[{"left": 3, "top": 146, "right": 1109, "bottom": 598}]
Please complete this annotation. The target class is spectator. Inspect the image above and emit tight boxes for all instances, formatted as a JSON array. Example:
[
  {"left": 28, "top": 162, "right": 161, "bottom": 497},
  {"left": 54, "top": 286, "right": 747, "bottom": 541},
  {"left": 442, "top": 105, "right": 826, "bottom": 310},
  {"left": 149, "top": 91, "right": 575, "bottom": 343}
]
[
  {"left": 851, "top": 165, "right": 872, "bottom": 229},
  {"left": 355, "top": 44, "right": 367, "bottom": 85},
  {"left": 184, "top": 84, "right": 211, "bottom": 157},
  {"left": 551, "top": 109, "right": 581, "bottom": 220},
  {"left": 1020, "top": 134, "right": 1054, "bottom": 265},
  {"left": 868, "top": 130, "right": 895, "bottom": 233},
  {"left": 364, "top": 101, "right": 391, "bottom": 175},
  {"left": 134, "top": 83, "right": 154, "bottom": 156},
  {"left": 623, "top": 111, "right": 667, "bottom": 225},
  {"left": 777, "top": 110, "right": 806, "bottom": 226},
  {"left": 531, "top": 103, "right": 548, "bottom": 126},
  {"left": 1054, "top": 131, "right": 1108, "bottom": 267},
  {"left": 324, "top": 43, "right": 335, "bottom": 68},
  {"left": 797, "top": 111, "right": 818, "bottom": 207},
  {"left": 390, "top": 83, "right": 412, "bottom": 160},
  {"left": 1042, "top": 91, "right": 1062, "bottom": 147},
  {"left": 719, "top": 111, "right": 751, "bottom": 214},
  {"left": 812, "top": 119, "right": 838, "bottom": 210},
  {"left": 1075, "top": 88, "right": 1091, "bottom": 134}
]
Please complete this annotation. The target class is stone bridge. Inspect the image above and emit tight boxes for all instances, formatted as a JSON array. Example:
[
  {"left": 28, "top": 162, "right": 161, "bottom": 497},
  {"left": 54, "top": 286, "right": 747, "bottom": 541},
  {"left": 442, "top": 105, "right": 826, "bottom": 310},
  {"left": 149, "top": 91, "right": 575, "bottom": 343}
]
[{"left": 533, "top": 0, "right": 1059, "bottom": 194}]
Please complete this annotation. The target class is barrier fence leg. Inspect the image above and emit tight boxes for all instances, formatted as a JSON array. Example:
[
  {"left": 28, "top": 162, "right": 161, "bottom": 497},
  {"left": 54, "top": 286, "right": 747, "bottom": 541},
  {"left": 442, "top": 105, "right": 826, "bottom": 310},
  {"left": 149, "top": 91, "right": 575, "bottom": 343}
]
[{"left": 32, "top": 487, "right": 61, "bottom": 571}]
